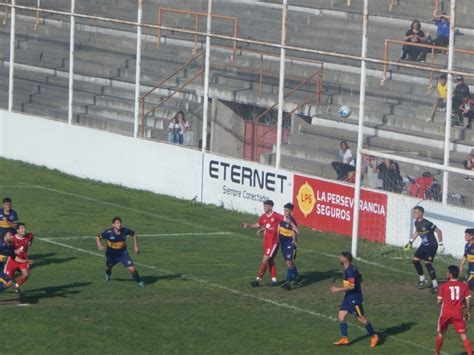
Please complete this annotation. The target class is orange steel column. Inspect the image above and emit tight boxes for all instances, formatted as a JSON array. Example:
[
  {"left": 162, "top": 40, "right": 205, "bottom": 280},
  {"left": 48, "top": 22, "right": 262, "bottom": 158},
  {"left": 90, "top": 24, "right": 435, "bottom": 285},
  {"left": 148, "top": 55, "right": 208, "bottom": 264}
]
[
  {"left": 34, "top": 0, "right": 40, "bottom": 30},
  {"left": 3, "top": 0, "right": 9, "bottom": 25},
  {"left": 381, "top": 40, "right": 389, "bottom": 86},
  {"left": 156, "top": 8, "right": 162, "bottom": 48}
]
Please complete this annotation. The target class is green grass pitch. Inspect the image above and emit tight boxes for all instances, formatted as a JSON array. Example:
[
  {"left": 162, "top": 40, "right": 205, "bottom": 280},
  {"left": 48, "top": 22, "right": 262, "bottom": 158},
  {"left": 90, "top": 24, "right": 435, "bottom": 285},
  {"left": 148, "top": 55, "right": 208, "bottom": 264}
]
[{"left": 0, "top": 157, "right": 467, "bottom": 354}]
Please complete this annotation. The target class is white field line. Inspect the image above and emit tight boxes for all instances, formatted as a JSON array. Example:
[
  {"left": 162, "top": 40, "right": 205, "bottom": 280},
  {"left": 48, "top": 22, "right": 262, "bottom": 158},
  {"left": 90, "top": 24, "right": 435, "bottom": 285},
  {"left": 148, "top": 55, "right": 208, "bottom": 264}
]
[
  {"left": 0, "top": 182, "right": 415, "bottom": 276},
  {"left": 38, "top": 237, "right": 440, "bottom": 354},
  {"left": 48, "top": 232, "right": 232, "bottom": 240}
]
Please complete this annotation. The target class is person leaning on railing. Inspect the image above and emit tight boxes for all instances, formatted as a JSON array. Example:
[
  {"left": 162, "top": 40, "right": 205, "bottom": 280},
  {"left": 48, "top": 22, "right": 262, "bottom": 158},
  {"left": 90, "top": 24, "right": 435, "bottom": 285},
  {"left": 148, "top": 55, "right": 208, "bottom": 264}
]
[
  {"left": 431, "top": 11, "right": 450, "bottom": 52},
  {"left": 400, "top": 19, "right": 429, "bottom": 62},
  {"left": 426, "top": 74, "right": 447, "bottom": 122}
]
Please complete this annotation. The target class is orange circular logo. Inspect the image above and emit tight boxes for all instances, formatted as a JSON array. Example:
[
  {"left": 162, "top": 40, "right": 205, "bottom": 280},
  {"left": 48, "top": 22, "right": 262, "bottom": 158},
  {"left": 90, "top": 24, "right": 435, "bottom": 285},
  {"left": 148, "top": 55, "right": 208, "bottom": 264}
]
[{"left": 297, "top": 182, "right": 316, "bottom": 217}]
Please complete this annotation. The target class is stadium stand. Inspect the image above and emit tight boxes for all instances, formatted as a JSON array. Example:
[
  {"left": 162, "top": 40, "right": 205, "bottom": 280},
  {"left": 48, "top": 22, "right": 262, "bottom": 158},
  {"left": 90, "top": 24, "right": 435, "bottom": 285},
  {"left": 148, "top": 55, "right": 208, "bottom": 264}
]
[{"left": 0, "top": 0, "right": 472, "bottom": 205}]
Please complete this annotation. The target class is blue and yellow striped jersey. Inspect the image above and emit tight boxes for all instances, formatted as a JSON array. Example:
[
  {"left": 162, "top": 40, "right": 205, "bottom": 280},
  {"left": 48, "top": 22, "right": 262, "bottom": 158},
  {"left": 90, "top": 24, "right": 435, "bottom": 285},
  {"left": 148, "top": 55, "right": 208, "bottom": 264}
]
[
  {"left": 99, "top": 227, "right": 134, "bottom": 252},
  {"left": 465, "top": 242, "right": 474, "bottom": 273},
  {"left": 278, "top": 215, "right": 297, "bottom": 238}
]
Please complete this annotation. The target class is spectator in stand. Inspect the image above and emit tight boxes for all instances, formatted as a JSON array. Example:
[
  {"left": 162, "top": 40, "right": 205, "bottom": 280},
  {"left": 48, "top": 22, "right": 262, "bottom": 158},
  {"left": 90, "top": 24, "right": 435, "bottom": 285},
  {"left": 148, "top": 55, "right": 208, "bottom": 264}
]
[
  {"left": 168, "top": 116, "right": 180, "bottom": 144},
  {"left": 361, "top": 144, "right": 382, "bottom": 189},
  {"left": 400, "top": 19, "right": 428, "bottom": 62},
  {"left": 376, "top": 159, "right": 403, "bottom": 193},
  {"left": 460, "top": 94, "right": 474, "bottom": 129},
  {"left": 453, "top": 75, "right": 471, "bottom": 127},
  {"left": 431, "top": 11, "right": 450, "bottom": 50},
  {"left": 176, "top": 111, "right": 189, "bottom": 145},
  {"left": 426, "top": 74, "right": 447, "bottom": 122},
  {"left": 464, "top": 149, "right": 474, "bottom": 181},
  {"left": 331, "top": 141, "right": 355, "bottom": 181}
]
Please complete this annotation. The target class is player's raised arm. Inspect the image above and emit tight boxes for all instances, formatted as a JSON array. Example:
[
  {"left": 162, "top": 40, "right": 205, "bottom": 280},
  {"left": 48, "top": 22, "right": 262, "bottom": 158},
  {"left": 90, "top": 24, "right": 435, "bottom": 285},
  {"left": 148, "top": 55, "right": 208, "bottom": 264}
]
[
  {"left": 460, "top": 256, "right": 467, "bottom": 276},
  {"left": 132, "top": 232, "right": 139, "bottom": 255},
  {"left": 96, "top": 234, "right": 105, "bottom": 251},
  {"left": 435, "top": 227, "right": 444, "bottom": 252}
]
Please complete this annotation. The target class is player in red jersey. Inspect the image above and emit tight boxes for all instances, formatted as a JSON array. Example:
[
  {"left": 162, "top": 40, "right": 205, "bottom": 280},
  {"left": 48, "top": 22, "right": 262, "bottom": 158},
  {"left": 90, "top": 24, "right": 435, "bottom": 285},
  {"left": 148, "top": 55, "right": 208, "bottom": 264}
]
[
  {"left": 3, "top": 223, "right": 33, "bottom": 297},
  {"left": 435, "top": 265, "right": 472, "bottom": 355},
  {"left": 241, "top": 200, "right": 288, "bottom": 287}
]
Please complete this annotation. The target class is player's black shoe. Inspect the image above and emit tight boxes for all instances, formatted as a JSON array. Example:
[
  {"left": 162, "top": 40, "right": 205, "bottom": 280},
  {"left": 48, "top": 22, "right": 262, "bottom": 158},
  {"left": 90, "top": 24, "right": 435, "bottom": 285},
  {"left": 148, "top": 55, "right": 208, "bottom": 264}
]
[
  {"left": 269, "top": 280, "right": 279, "bottom": 287},
  {"left": 282, "top": 282, "right": 292, "bottom": 291},
  {"left": 250, "top": 280, "right": 260, "bottom": 288},
  {"left": 417, "top": 280, "right": 427, "bottom": 289}
]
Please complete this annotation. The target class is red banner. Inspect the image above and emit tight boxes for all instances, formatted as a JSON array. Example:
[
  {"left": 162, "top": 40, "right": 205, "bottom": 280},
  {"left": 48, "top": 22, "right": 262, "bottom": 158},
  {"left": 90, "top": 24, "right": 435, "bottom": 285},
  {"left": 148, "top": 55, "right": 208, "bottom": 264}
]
[{"left": 293, "top": 174, "right": 387, "bottom": 243}]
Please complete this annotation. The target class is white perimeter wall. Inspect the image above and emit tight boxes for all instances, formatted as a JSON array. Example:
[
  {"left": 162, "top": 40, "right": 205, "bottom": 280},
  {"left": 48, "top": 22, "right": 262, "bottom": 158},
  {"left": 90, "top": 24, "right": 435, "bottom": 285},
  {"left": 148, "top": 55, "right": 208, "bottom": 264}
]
[{"left": 1, "top": 111, "right": 471, "bottom": 257}]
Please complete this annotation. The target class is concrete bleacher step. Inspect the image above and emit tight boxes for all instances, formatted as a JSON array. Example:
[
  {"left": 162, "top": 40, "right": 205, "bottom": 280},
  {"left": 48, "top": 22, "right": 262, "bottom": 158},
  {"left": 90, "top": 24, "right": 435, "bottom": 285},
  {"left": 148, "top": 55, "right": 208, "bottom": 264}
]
[{"left": 75, "top": 114, "right": 134, "bottom": 135}]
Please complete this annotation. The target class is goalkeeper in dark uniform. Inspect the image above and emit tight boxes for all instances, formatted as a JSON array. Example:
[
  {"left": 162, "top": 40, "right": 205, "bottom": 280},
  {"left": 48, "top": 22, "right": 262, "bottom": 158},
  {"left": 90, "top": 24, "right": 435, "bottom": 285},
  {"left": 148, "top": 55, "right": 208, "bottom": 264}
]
[{"left": 405, "top": 206, "right": 444, "bottom": 294}]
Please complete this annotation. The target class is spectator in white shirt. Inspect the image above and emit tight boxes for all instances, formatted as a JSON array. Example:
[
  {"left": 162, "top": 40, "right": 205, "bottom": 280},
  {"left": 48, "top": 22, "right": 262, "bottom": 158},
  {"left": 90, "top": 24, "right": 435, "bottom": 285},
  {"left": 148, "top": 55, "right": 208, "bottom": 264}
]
[
  {"left": 176, "top": 111, "right": 189, "bottom": 145},
  {"left": 331, "top": 141, "right": 355, "bottom": 181}
]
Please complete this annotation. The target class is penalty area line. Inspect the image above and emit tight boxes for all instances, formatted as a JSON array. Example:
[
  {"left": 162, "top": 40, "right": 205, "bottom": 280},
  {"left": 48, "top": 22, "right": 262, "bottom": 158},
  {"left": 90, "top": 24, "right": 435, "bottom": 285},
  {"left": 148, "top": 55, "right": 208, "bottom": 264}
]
[{"left": 37, "top": 237, "right": 438, "bottom": 353}]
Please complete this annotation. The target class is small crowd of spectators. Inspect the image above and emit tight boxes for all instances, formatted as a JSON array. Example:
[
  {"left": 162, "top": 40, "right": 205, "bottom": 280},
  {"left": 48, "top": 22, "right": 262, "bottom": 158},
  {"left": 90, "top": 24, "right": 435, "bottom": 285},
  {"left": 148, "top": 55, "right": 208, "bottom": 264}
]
[
  {"left": 400, "top": 12, "right": 450, "bottom": 63},
  {"left": 427, "top": 74, "right": 473, "bottom": 128}
]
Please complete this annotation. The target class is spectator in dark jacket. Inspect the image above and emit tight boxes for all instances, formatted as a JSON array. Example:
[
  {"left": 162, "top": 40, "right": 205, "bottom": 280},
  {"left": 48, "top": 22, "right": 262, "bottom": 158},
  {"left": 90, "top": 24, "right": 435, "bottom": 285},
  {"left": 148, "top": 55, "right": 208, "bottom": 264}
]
[
  {"left": 400, "top": 19, "right": 428, "bottom": 62},
  {"left": 453, "top": 75, "right": 470, "bottom": 126},
  {"left": 376, "top": 159, "right": 403, "bottom": 193}
]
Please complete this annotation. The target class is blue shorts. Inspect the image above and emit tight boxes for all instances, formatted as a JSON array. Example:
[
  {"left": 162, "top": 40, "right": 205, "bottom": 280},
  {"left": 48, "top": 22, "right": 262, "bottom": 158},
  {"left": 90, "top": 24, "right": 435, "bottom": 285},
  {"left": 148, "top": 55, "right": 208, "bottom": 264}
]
[
  {"left": 465, "top": 273, "right": 474, "bottom": 291},
  {"left": 279, "top": 237, "right": 296, "bottom": 261},
  {"left": 340, "top": 296, "right": 364, "bottom": 317},
  {"left": 106, "top": 250, "right": 134, "bottom": 268}
]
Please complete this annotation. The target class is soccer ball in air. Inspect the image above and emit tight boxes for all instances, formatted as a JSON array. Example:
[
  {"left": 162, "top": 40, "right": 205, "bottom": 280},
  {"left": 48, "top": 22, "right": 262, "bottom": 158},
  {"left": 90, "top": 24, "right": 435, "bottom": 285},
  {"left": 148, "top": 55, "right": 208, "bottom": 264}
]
[{"left": 338, "top": 105, "right": 352, "bottom": 119}]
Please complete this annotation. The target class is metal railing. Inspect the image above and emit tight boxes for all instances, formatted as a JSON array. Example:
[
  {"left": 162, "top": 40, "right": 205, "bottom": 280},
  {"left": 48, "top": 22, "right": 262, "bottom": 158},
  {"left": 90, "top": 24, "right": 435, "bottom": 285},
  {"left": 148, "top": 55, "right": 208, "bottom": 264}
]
[
  {"left": 381, "top": 39, "right": 474, "bottom": 90},
  {"left": 249, "top": 66, "right": 324, "bottom": 161},
  {"left": 157, "top": 7, "right": 238, "bottom": 62},
  {"left": 140, "top": 50, "right": 205, "bottom": 137}
]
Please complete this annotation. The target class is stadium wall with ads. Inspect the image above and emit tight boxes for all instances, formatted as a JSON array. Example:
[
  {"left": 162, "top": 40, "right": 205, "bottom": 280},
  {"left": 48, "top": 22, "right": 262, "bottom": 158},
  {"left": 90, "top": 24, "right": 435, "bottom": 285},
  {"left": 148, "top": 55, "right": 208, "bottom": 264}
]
[
  {"left": 386, "top": 193, "right": 473, "bottom": 259},
  {"left": 0, "top": 111, "right": 203, "bottom": 200},
  {"left": 0, "top": 110, "right": 471, "bottom": 258}
]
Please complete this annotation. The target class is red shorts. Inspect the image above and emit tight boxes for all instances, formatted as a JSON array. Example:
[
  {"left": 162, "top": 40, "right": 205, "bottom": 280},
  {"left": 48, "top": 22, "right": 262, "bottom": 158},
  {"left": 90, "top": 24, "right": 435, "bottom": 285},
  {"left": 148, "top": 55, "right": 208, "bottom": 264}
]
[
  {"left": 263, "top": 238, "right": 279, "bottom": 258},
  {"left": 438, "top": 315, "right": 467, "bottom": 334},
  {"left": 3, "top": 257, "right": 29, "bottom": 278}
]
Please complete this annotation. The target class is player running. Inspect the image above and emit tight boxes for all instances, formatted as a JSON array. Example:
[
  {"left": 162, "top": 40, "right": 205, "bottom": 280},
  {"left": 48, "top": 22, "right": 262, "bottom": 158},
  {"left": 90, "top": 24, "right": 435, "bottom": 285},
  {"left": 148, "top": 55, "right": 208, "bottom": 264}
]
[
  {"left": 331, "top": 252, "right": 378, "bottom": 348},
  {"left": 404, "top": 206, "right": 444, "bottom": 293},
  {"left": 4, "top": 223, "right": 33, "bottom": 297},
  {"left": 435, "top": 265, "right": 472, "bottom": 355},
  {"left": 241, "top": 200, "right": 283, "bottom": 287},
  {"left": 279, "top": 203, "right": 301, "bottom": 290},
  {"left": 459, "top": 228, "right": 474, "bottom": 290},
  {"left": 0, "top": 230, "right": 15, "bottom": 291},
  {"left": 0, "top": 197, "right": 19, "bottom": 236},
  {"left": 96, "top": 217, "right": 144, "bottom": 287}
]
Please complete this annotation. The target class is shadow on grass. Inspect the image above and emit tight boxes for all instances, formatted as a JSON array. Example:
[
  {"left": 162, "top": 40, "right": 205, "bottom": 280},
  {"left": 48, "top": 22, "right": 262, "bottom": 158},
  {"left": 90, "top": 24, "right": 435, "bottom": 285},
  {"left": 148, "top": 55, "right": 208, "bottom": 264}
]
[
  {"left": 21, "top": 281, "right": 93, "bottom": 304},
  {"left": 349, "top": 321, "right": 417, "bottom": 346},
  {"left": 30, "top": 253, "right": 78, "bottom": 268},
  {"left": 298, "top": 269, "right": 340, "bottom": 287},
  {"left": 113, "top": 274, "right": 183, "bottom": 285}
]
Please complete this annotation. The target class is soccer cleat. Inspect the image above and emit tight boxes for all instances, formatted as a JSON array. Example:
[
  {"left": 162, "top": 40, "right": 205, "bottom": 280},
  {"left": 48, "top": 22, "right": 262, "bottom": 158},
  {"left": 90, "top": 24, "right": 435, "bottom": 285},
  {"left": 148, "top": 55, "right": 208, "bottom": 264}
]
[
  {"left": 13, "top": 287, "right": 21, "bottom": 299},
  {"left": 370, "top": 334, "right": 379, "bottom": 348},
  {"left": 333, "top": 337, "right": 350, "bottom": 346},
  {"left": 137, "top": 281, "right": 145, "bottom": 288},
  {"left": 269, "top": 281, "right": 279, "bottom": 287},
  {"left": 417, "top": 280, "right": 427, "bottom": 289},
  {"left": 105, "top": 273, "right": 110, "bottom": 282},
  {"left": 250, "top": 280, "right": 260, "bottom": 288},
  {"left": 282, "top": 282, "right": 292, "bottom": 291}
]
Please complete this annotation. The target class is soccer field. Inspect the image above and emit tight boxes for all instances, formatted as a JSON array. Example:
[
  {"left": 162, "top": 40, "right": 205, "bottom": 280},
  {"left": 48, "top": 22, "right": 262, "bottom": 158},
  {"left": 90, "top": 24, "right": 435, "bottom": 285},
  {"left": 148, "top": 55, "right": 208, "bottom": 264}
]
[{"left": 0, "top": 157, "right": 467, "bottom": 354}]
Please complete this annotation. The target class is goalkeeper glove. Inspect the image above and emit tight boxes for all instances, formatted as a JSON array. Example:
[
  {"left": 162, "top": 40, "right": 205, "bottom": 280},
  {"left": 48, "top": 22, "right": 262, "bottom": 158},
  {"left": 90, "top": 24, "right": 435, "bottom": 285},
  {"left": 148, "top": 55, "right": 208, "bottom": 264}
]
[
  {"left": 438, "top": 242, "right": 445, "bottom": 254},
  {"left": 404, "top": 241, "right": 413, "bottom": 251}
]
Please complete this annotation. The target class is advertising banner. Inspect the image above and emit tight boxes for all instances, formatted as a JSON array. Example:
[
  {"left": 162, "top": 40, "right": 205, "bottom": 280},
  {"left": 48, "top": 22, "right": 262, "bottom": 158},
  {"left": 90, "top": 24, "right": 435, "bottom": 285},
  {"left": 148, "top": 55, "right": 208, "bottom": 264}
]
[
  {"left": 202, "top": 154, "right": 293, "bottom": 214},
  {"left": 293, "top": 174, "right": 387, "bottom": 243}
]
